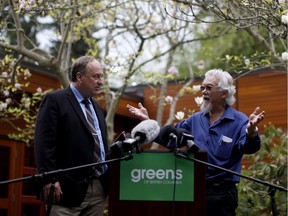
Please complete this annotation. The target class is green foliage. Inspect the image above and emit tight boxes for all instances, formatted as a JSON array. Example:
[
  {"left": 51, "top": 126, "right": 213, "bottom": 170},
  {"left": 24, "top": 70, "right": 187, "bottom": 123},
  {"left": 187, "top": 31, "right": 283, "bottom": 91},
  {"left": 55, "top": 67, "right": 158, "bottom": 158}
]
[
  {"left": 0, "top": 55, "right": 52, "bottom": 146},
  {"left": 237, "top": 124, "right": 287, "bottom": 215}
]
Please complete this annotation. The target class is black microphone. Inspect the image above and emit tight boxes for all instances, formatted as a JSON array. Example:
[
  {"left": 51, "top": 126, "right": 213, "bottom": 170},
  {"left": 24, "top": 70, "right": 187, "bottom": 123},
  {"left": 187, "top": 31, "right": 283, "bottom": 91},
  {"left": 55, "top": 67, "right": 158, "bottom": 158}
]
[
  {"left": 158, "top": 126, "right": 199, "bottom": 153},
  {"left": 177, "top": 128, "right": 199, "bottom": 154},
  {"left": 110, "top": 132, "right": 131, "bottom": 156},
  {"left": 158, "top": 125, "right": 181, "bottom": 149}
]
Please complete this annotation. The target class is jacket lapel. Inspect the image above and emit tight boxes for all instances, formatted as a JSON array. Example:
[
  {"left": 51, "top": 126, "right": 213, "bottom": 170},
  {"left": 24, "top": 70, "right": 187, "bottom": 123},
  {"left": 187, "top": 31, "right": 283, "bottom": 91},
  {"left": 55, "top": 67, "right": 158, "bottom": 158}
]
[{"left": 65, "top": 87, "right": 91, "bottom": 133}]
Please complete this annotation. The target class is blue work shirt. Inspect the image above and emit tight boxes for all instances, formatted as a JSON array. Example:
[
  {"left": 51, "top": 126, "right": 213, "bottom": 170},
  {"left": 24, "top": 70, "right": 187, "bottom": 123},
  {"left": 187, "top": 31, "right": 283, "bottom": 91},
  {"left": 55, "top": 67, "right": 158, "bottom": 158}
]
[{"left": 175, "top": 106, "right": 261, "bottom": 183}]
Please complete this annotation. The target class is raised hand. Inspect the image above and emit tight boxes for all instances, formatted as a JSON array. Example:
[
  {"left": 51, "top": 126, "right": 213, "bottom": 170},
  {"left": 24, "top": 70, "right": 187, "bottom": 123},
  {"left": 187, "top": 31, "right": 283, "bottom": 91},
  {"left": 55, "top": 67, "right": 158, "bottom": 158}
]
[
  {"left": 127, "top": 102, "right": 150, "bottom": 121},
  {"left": 247, "top": 107, "right": 265, "bottom": 137}
]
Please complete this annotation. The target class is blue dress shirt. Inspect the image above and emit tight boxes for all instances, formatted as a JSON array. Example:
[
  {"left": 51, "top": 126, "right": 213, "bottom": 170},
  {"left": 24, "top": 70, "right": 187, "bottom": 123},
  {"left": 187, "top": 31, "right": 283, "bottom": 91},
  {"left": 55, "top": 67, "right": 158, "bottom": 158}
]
[
  {"left": 175, "top": 105, "right": 261, "bottom": 183},
  {"left": 70, "top": 84, "right": 106, "bottom": 171}
]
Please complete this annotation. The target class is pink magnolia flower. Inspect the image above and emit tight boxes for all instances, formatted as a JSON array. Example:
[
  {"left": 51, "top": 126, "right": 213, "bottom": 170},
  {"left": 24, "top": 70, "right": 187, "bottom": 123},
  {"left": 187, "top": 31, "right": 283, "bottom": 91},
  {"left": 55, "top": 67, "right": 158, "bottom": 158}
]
[
  {"left": 197, "top": 60, "right": 205, "bottom": 70},
  {"left": 167, "top": 67, "right": 179, "bottom": 76},
  {"left": 36, "top": 87, "right": 43, "bottom": 93}
]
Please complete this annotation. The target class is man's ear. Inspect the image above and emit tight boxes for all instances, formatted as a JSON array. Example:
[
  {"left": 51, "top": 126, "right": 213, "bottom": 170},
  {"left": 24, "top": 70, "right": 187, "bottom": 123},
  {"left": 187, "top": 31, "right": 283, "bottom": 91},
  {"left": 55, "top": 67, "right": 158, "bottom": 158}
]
[
  {"left": 222, "top": 89, "right": 228, "bottom": 99},
  {"left": 76, "top": 72, "right": 82, "bottom": 81}
]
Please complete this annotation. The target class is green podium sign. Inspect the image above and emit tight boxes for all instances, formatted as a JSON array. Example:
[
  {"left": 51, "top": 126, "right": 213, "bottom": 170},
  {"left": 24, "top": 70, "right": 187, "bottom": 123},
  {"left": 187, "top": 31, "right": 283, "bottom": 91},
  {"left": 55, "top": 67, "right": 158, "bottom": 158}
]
[{"left": 120, "top": 152, "right": 194, "bottom": 201}]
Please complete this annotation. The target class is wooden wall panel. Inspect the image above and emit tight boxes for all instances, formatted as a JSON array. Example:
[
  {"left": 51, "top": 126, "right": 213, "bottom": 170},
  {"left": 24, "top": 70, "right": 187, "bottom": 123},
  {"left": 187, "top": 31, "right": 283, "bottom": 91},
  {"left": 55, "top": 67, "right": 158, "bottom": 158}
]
[
  {"left": 21, "top": 70, "right": 61, "bottom": 93},
  {"left": 237, "top": 72, "right": 287, "bottom": 131}
]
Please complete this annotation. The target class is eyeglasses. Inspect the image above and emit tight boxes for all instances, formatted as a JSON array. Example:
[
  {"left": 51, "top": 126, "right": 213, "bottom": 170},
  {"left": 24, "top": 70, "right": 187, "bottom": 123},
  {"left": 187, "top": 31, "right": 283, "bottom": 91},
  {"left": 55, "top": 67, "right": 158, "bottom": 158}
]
[{"left": 200, "top": 84, "right": 215, "bottom": 91}]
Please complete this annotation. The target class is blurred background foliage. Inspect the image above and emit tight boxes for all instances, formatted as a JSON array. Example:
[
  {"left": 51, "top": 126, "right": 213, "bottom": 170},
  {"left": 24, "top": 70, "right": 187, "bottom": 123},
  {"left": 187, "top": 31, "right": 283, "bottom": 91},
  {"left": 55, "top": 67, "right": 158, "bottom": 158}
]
[{"left": 237, "top": 124, "right": 287, "bottom": 215}]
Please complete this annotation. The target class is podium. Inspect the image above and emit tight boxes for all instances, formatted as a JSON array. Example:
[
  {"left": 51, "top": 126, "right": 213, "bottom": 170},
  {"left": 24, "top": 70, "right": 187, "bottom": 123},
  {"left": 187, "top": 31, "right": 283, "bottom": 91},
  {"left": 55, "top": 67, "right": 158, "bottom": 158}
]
[{"left": 108, "top": 149, "right": 207, "bottom": 216}]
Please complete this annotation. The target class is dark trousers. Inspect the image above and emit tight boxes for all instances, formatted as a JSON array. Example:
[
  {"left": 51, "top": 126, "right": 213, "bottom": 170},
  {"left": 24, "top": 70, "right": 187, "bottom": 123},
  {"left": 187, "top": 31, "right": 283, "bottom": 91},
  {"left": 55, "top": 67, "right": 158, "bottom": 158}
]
[{"left": 206, "top": 182, "right": 238, "bottom": 216}]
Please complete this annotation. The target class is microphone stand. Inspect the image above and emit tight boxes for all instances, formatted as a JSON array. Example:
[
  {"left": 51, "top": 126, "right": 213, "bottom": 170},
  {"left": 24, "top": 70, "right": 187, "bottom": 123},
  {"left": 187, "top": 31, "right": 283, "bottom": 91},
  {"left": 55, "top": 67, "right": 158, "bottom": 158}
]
[
  {"left": 0, "top": 154, "right": 133, "bottom": 216},
  {"left": 174, "top": 151, "right": 287, "bottom": 216}
]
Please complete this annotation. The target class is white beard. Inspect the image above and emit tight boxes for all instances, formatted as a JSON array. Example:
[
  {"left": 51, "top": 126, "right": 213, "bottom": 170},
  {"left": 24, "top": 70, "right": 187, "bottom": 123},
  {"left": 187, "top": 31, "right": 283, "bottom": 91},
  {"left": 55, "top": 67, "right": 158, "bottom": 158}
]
[{"left": 200, "top": 102, "right": 212, "bottom": 114}]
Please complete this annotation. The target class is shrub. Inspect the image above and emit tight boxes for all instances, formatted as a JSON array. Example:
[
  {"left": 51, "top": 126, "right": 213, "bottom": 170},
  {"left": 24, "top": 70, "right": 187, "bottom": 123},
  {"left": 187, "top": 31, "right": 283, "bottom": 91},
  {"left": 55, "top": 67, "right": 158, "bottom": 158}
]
[{"left": 237, "top": 124, "right": 287, "bottom": 215}]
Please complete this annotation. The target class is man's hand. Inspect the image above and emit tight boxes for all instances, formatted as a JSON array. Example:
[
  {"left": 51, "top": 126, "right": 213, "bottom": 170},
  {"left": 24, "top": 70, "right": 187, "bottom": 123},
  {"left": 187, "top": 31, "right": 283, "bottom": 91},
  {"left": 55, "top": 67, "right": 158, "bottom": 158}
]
[
  {"left": 247, "top": 107, "right": 265, "bottom": 138},
  {"left": 43, "top": 181, "right": 63, "bottom": 203},
  {"left": 127, "top": 102, "right": 150, "bottom": 121}
]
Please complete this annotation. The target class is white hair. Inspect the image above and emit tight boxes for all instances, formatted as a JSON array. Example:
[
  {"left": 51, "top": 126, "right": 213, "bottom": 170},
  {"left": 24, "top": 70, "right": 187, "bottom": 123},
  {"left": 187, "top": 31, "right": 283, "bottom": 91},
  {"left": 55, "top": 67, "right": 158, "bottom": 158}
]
[{"left": 204, "top": 69, "right": 236, "bottom": 105}]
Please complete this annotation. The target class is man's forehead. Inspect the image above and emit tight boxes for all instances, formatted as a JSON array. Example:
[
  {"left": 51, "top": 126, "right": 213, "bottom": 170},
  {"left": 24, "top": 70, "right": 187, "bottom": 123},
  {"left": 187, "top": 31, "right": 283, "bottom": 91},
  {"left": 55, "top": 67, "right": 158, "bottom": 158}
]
[
  {"left": 203, "top": 76, "right": 217, "bottom": 85},
  {"left": 87, "top": 60, "right": 103, "bottom": 71}
]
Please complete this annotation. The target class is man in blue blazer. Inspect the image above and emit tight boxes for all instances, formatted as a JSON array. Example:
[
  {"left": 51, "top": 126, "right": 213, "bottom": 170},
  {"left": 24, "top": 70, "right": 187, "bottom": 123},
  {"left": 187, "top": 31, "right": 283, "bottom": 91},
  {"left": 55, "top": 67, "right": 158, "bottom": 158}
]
[{"left": 34, "top": 56, "right": 108, "bottom": 216}]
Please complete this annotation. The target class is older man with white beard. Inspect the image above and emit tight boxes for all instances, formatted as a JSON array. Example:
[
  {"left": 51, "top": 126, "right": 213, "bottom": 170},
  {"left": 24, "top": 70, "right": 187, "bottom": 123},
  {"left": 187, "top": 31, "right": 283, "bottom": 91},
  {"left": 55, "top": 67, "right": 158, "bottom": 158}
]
[{"left": 127, "top": 69, "right": 265, "bottom": 216}]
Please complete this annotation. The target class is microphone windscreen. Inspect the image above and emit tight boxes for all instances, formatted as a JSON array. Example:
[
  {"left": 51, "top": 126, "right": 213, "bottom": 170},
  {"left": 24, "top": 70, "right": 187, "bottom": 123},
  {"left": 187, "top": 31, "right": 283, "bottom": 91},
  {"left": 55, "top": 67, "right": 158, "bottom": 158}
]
[{"left": 131, "top": 119, "right": 160, "bottom": 145}]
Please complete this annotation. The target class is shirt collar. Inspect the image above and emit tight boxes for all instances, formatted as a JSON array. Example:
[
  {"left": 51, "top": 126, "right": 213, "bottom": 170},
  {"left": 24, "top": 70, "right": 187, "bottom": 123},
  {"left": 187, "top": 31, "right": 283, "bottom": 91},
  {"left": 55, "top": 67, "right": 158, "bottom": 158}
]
[
  {"left": 202, "top": 105, "right": 234, "bottom": 120},
  {"left": 70, "top": 83, "right": 86, "bottom": 103},
  {"left": 221, "top": 106, "right": 234, "bottom": 120}
]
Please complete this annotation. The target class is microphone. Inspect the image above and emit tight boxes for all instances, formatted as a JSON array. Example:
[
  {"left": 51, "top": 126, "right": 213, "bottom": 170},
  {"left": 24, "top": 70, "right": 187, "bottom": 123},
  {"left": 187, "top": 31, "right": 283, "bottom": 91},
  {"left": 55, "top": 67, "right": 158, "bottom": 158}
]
[
  {"left": 122, "top": 119, "right": 160, "bottom": 152},
  {"left": 177, "top": 128, "right": 199, "bottom": 154},
  {"left": 110, "top": 131, "right": 130, "bottom": 157},
  {"left": 130, "top": 119, "right": 160, "bottom": 145},
  {"left": 158, "top": 125, "right": 181, "bottom": 149},
  {"left": 158, "top": 126, "right": 199, "bottom": 153}
]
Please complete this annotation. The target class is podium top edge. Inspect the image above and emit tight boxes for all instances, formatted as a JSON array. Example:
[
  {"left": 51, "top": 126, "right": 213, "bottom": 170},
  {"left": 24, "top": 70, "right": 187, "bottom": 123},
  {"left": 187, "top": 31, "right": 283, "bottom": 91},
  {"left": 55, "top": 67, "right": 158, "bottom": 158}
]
[{"left": 141, "top": 149, "right": 207, "bottom": 154}]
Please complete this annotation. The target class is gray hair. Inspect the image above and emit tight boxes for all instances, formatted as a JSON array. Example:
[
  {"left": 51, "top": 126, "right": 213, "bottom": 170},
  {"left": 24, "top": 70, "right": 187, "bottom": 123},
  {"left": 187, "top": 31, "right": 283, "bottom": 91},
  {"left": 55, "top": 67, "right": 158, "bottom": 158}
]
[{"left": 204, "top": 69, "right": 236, "bottom": 105}]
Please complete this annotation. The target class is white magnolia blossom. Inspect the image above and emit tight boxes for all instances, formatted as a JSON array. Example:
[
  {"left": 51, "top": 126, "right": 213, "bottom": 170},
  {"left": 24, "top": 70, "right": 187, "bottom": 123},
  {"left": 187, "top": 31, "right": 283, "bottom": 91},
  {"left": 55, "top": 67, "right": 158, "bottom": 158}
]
[
  {"left": 5, "top": 98, "right": 12, "bottom": 104},
  {"left": 281, "top": 14, "right": 288, "bottom": 24},
  {"left": 103, "top": 64, "right": 111, "bottom": 71},
  {"left": 281, "top": 51, "right": 288, "bottom": 61},
  {"left": 21, "top": 97, "right": 29, "bottom": 103},
  {"left": 167, "top": 66, "right": 179, "bottom": 76},
  {"left": 194, "top": 96, "right": 203, "bottom": 106},
  {"left": 14, "top": 83, "right": 22, "bottom": 89},
  {"left": 0, "top": 103, "right": 8, "bottom": 111},
  {"left": 1, "top": 71, "right": 8, "bottom": 77},
  {"left": 24, "top": 70, "right": 31, "bottom": 77},
  {"left": 21, "top": 97, "right": 31, "bottom": 109},
  {"left": 3, "top": 90, "right": 9, "bottom": 97},
  {"left": 165, "top": 95, "right": 173, "bottom": 104},
  {"left": 244, "top": 58, "right": 250, "bottom": 66},
  {"left": 175, "top": 111, "right": 185, "bottom": 120},
  {"left": 192, "top": 85, "right": 201, "bottom": 91}
]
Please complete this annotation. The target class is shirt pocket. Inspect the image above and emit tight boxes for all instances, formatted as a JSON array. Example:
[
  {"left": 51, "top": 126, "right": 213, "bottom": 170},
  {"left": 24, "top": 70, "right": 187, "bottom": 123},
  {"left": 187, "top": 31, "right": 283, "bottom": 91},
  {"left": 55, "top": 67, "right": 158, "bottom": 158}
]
[{"left": 214, "top": 135, "right": 233, "bottom": 160}]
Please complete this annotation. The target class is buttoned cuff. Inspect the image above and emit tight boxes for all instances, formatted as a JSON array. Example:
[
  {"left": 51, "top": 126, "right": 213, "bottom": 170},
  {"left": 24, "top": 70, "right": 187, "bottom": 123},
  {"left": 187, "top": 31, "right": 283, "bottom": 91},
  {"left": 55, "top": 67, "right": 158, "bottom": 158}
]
[{"left": 246, "top": 127, "right": 258, "bottom": 138}]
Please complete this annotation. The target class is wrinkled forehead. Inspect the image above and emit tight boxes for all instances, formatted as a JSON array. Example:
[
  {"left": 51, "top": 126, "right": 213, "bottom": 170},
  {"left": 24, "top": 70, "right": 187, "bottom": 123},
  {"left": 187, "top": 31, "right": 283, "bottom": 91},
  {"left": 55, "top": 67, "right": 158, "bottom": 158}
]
[{"left": 203, "top": 76, "right": 218, "bottom": 86}]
